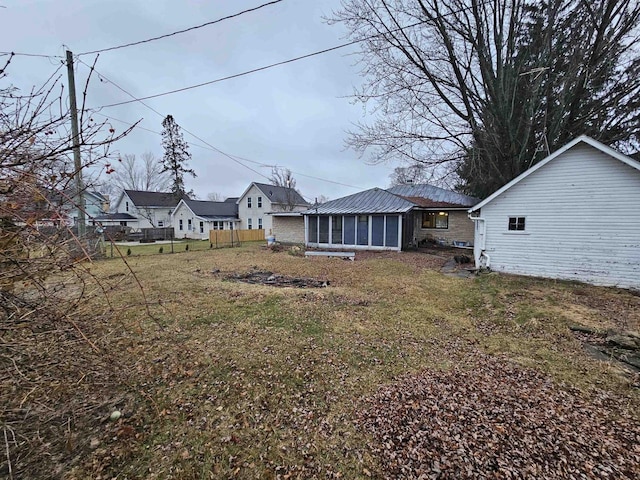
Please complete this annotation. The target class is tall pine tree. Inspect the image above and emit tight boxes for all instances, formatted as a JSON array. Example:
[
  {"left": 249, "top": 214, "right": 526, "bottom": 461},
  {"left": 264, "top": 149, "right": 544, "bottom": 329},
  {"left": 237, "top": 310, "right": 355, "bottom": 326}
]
[{"left": 160, "top": 115, "right": 196, "bottom": 198}]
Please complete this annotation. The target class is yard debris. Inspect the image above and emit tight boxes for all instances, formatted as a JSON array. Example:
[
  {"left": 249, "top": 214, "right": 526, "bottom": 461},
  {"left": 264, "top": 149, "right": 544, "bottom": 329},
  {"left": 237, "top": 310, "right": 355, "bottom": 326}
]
[
  {"left": 226, "top": 270, "right": 330, "bottom": 288},
  {"left": 357, "top": 352, "right": 640, "bottom": 479},
  {"left": 572, "top": 327, "right": 640, "bottom": 373}
]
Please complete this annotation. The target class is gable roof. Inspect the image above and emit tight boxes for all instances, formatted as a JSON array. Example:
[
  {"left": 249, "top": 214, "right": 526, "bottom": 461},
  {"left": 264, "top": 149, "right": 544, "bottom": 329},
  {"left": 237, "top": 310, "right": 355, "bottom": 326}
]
[
  {"left": 124, "top": 190, "right": 183, "bottom": 208},
  {"left": 470, "top": 135, "right": 640, "bottom": 212},
  {"left": 304, "top": 188, "right": 415, "bottom": 215},
  {"left": 239, "top": 182, "right": 309, "bottom": 206},
  {"left": 388, "top": 184, "right": 480, "bottom": 208},
  {"left": 224, "top": 197, "right": 239, "bottom": 203},
  {"left": 179, "top": 199, "right": 238, "bottom": 220}
]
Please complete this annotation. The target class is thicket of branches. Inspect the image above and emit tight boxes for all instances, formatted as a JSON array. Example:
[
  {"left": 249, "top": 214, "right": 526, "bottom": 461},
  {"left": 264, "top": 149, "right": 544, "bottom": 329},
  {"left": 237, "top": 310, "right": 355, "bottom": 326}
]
[
  {"left": 332, "top": 0, "right": 640, "bottom": 197},
  {"left": 0, "top": 55, "right": 133, "bottom": 321}
]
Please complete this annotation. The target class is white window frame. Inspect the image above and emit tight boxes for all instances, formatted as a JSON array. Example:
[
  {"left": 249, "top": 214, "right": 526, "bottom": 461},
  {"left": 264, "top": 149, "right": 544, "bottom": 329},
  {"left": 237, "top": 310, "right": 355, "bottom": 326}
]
[
  {"left": 258, "top": 218, "right": 262, "bottom": 229},
  {"left": 179, "top": 219, "right": 183, "bottom": 231},
  {"left": 199, "top": 221, "right": 204, "bottom": 234},
  {"left": 247, "top": 197, "right": 252, "bottom": 208},
  {"left": 188, "top": 219, "right": 192, "bottom": 231},
  {"left": 507, "top": 216, "right": 526, "bottom": 232},
  {"left": 247, "top": 218, "right": 253, "bottom": 230},
  {"left": 257, "top": 196, "right": 262, "bottom": 208}
]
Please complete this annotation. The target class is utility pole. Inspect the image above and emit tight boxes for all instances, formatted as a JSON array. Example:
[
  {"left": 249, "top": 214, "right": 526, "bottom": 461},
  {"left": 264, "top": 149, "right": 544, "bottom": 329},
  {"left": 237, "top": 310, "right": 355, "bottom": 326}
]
[{"left": 66, "top": 50, "right": 86, "bottom": 237}]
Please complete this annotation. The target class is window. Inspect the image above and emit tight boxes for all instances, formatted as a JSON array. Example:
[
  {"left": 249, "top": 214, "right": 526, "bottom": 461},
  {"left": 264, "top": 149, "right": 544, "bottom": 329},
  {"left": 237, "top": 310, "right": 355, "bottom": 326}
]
[
  {"left": 371, "top": 216, "right": 384, "bottom": 246},
  {"left": 199, "top": 221, "right": 204, "bottom": 234},
  {"left": 385, "top": 216, "right": 399, "bottom": 247},
  {"left": 158, "top": 221, "right": 164, "bottom": 227},
  {"left": 331, "top": 216, "right": 343, "bottom": 244},
  {"left": 319, "top": 216, "right": 329, "bottom": 243},
  {"left": 179, "top": 219, "right": 183, "bottom": 231},
  {"left": 308, "top": 215, "right": 318, "bottom": 243},
  {"left": 119, "top": 221, "right": 128, "bottom": 226},
  {"left": 357, "top": 215, "right": 369, "bottom": 245},
  {"left": 257, "top": 196, "right": 262, "bottom": 208},
  {"left": 508, "top": 217, "right": 526, "bottom": 231},
  {"left": 247, "top": 197, "right": 252, "bottom": 208},
  {"left": 422, "top": 212, "right": 448, "bottom": 229},
  {"left": 213, "top": 221, "right": 223, "bottom": 230},
  {"left": 343, "top": 216, "right": 356, "bottom": 245},
  {"left": 187, "top": 219, "right": 192, "bottom": 231},
  {"left": 125, "top": 201, "right": 129, "bottom": 212},
  {"left": 258, "top": 218, "right": 263, "bottom": 229},
  {"left": 248, "top": 218, "right": 253, "bottom": 230}
]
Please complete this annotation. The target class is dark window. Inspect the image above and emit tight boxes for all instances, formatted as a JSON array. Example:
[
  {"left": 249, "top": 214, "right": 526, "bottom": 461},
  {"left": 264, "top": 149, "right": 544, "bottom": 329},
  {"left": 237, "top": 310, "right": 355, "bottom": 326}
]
[
  {"left": 125, "top": 201, "right": 129, "bottom": 212},
  {"left": 331, "top": 216, "right": 343, "bottom": 244},
  {"left": 188, "top": 219, "right": 192, "bottom": 231},
  {"left": 385, "top": 216, "right": 399, "bottom": 247},
  {"left": 422, "top": 212, "right": 448, "bottom": 229},
  {"left": 258, "top": 218, "right": 263, "bottom": 229},
  {"left": 119, "top": 221, "right": 128, "bottom": 226},
  {"left": 199, "top": 221, "right": 204, "bottom": 234},
  {"left": 357, "top": 215, "right": 368, "bottom": 245},
  {"left": 179, "top": 219, "right": 183, "bottom": 231},
  {"left": 308, "top": 215, "right": 318, "bottom": 242},
  {"left": 247, "top": 197, "right": 252, "bottom": 208},
  {"left": 319, "top": 216, "right": 329, "bottom": 243},
  {"left": 257, "top": 196, "right": 262, "bottom": 208},
  {"left": 343, "top": 216, "right": 355, "bottom": 245},
  {"left": 508, "top": 217, "right": 526, "bottom": 231},
  {"left": 247, "top": 218, "right": 253, "bottom": 230},
  {"left": 371, "top": 216, "right": 384, "bottom": 246}
]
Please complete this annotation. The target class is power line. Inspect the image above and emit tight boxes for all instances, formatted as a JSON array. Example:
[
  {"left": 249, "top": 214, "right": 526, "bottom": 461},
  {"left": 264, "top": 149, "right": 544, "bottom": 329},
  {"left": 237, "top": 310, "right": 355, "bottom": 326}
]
[
  {"left": 82, "top": 64, "right": 366, "bottom": 190},
  {"left": 0, "top": 50, "right": 62, "bottom": 59},
  {"left": 97, "top": 39, "right": 363, "bottom": 108},
  {"left": 78, "top": 0, "right": 283, "bottom": 56}
]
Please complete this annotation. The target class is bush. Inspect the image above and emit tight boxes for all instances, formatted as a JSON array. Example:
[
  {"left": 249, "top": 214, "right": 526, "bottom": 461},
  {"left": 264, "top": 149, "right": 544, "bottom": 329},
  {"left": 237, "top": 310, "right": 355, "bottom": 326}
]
[
  {"left": 159, "top": 246, "right": 164, "bottom": 254},
  {"left": 127, "top": 248, "right": 131, "bottom": 256},
  {"left": 185, "top": 244, "right": 189, "bottom": 251}
]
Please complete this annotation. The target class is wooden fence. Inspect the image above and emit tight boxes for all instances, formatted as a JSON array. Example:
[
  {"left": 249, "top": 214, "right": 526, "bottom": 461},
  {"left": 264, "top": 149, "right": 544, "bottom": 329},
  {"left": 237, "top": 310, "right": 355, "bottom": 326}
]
[{"left": 209, "top": 229, "right": 265, "bottom": 247}]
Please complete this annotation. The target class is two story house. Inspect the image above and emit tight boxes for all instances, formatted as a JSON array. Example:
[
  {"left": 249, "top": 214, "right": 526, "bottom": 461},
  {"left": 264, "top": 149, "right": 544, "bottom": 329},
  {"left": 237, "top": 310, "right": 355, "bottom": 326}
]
[{"left": 237, "top": 183, "right": 309, "bottom": 236}]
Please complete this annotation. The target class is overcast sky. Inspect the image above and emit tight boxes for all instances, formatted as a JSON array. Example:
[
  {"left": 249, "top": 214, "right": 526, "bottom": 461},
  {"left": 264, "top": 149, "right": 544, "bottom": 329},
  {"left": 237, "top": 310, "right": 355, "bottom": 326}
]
[{"left": 1, "top": 0, "right": 397, "bottom": 202}]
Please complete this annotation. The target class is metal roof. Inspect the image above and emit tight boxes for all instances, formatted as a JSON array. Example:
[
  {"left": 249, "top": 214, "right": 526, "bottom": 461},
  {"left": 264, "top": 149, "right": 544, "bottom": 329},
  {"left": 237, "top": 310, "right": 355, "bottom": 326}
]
[
  {"left": 252, "top": 183, "right": 309, "bottom": 206},
  {"left": 304, "top": 188, "right": 415, "bottom": 215},
  {"left": 124, "top": 190, "right": 185, "bottom": 207},
  {"left": 388, "top": 184, "right": 480, "bottom": 208},
  {"left": 182, "top": 199, "right": 238, "bottom": 218},
  {"left": 94, "top": 213, "right": 137, "bottom": 221}
]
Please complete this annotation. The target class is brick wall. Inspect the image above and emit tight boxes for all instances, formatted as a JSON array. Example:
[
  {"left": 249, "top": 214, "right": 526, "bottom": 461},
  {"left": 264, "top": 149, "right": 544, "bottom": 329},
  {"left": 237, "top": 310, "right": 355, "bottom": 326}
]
[
  {"left": 272, "top": 216, "right": 305, "bottom": 244},
  {"left": 414, "top": 210, "right": 474, "bottom": 245}
]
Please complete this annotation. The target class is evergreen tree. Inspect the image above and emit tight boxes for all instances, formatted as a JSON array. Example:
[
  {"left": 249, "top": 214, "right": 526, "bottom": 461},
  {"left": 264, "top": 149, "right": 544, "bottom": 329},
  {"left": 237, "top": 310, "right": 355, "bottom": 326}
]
[{"left": 160, "top": 115, "right": 196, "bottom": 198}]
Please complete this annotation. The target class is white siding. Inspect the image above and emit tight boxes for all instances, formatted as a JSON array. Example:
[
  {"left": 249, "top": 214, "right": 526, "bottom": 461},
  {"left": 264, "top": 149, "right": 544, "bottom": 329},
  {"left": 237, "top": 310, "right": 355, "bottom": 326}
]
[
  {"left": 237, "top": 185, "right": 270, "bottom": 237},
  {"left": 479, "top": 143, "right": 640, "bottom": 289}
]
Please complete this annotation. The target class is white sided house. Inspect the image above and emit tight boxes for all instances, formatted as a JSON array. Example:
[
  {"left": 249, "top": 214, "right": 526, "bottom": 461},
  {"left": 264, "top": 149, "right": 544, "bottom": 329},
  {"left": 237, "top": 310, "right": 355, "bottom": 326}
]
[
  {"left": 110, "top": 190, "right": 181, "bottom": 230},
  {"left": 172, "top": 198, "right": 240, "bottom": 240},
  {"left": 237, "top": 182, "right": 309, "bottom": 237},
  {"left": 469, "top": 136, "right": 640, "bottom": 290}
]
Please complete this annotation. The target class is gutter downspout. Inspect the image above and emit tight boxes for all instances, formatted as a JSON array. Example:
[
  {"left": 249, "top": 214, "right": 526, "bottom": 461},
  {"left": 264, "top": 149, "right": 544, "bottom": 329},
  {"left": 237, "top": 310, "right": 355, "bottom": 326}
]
[{"left": 468, "top": 213, "right": 491, "bottom": 269}]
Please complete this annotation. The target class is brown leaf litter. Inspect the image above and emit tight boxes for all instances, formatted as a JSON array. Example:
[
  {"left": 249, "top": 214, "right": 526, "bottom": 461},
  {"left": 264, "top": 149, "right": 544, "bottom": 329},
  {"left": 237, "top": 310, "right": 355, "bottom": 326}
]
[{"left": 358, "top": 351, "right": 639, "bottom": 479}]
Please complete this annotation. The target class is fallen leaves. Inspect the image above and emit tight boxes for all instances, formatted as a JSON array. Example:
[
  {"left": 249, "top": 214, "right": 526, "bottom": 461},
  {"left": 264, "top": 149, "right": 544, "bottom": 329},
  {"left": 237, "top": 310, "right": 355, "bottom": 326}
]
[{"left": 357, "top": 352, "right": 640, "bottom": 479}]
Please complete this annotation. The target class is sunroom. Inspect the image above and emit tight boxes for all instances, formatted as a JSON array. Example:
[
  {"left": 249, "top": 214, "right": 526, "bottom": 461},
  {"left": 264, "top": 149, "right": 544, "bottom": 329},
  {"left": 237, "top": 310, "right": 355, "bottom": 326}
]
[
  {"left": 306, "top": 214, "right": 403, "bottom": 250},
  {"left": 303, "top": 188, "right": 415, "bottom": 251}
]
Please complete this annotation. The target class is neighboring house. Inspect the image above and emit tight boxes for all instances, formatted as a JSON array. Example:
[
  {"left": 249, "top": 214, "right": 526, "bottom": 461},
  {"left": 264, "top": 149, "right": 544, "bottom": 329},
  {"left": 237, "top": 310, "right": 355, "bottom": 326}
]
[
  {"left": 388, "top": 184, "right": 480, "bottom": 245},
  {"left": 304, "top": 185, "right": 479, "bottom": 251},
  {"left": 237, "top": 183, "right": 309, "bottom": 237},
  {"left": 78, "top": 191, "right": 109, "bottom": 225},
  {"left": 172, "top": 199, "right": 240, "bottom": 240},
  {"left": 469, "top": 135, "right": 640, "bottom": 290},
  {"left": 107, "top": 190, "right": 182, "bottom": 230}
]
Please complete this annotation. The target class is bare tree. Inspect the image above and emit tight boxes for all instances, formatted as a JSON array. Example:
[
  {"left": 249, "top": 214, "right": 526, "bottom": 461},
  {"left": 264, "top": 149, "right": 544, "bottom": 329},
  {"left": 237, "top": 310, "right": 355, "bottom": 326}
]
[
  {"left": 331, "top": 0, "right": 640, "bottom": 197},
  {"left": 388, "top": 164, "right": 429, "bottom": 186},
  {"left": 269, "top": 167, "right": 301, "bottom": 211},
  {"left": 108, "top": 152, "right": 171, "bottom": 193},
  {"left": 206, "top": 192, "right": 223, "bottom": 201}
]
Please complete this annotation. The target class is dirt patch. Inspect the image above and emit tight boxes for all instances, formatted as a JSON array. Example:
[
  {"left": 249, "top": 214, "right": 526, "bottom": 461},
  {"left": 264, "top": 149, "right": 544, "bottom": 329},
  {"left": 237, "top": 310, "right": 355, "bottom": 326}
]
[
  {"left": 355, "top": 250, "right": 450, "bottom": 270},
  {"left": 358, "top": 352, "right": 640, "bottom": 479},
  {"left": 226, "top": 270, "right": 330, "bottom": 288}
]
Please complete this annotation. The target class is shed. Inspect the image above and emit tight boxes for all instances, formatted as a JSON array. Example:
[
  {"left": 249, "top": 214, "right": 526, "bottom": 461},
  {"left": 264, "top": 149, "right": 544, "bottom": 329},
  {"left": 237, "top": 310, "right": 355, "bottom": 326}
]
[{"left": 469, "top": 135, "right": 640, "bottom": 289}]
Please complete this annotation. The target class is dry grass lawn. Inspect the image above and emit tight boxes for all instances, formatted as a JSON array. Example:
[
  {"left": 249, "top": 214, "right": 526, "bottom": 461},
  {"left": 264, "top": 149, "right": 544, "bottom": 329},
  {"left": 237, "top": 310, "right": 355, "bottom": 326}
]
[{"left": 3, "top": 244, "right": 639, "bottom": 479}]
